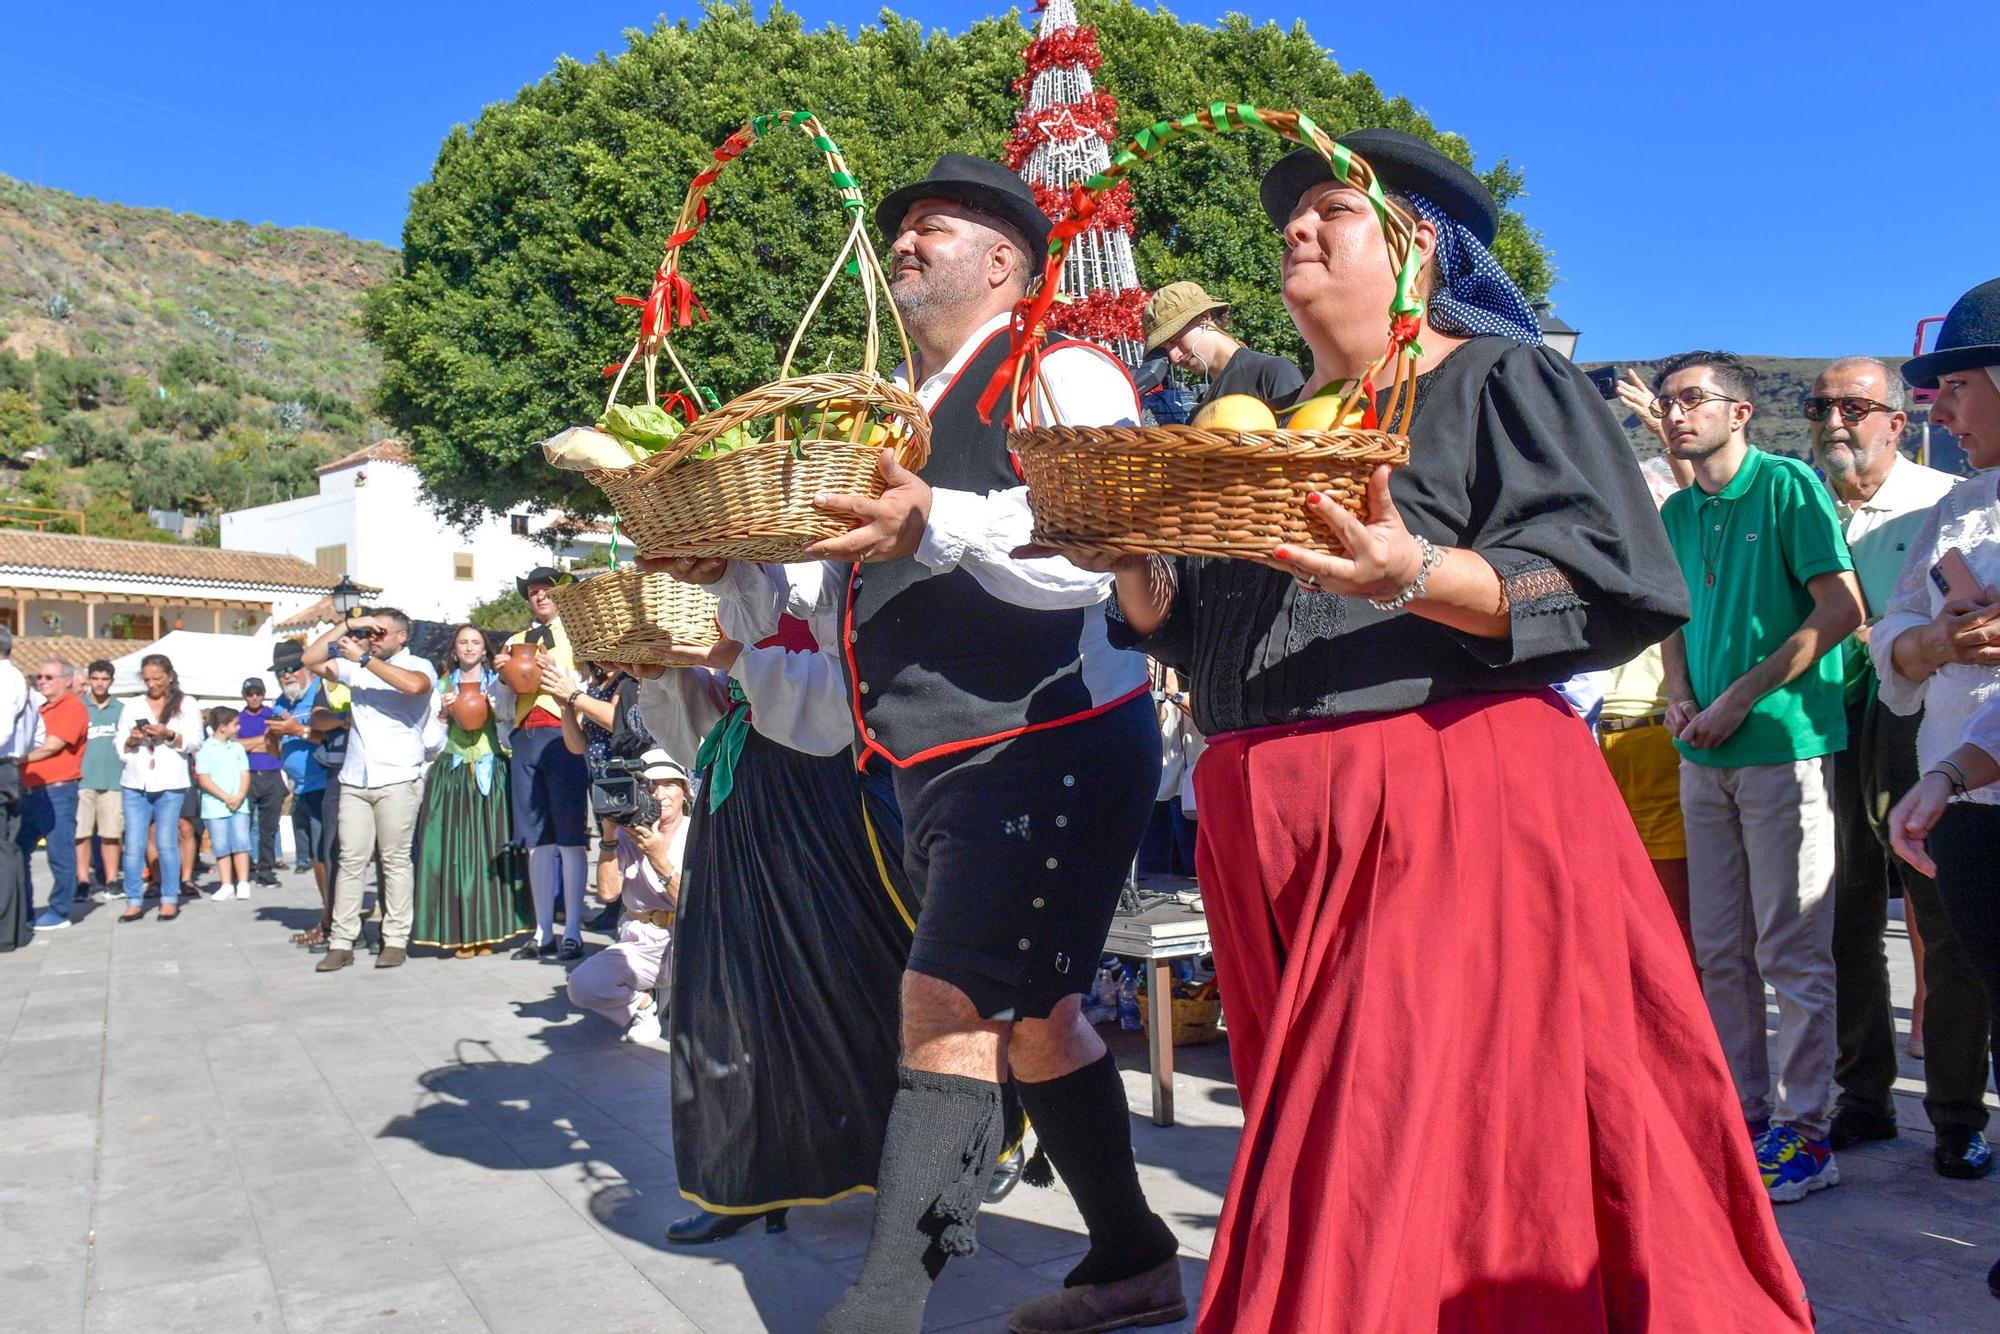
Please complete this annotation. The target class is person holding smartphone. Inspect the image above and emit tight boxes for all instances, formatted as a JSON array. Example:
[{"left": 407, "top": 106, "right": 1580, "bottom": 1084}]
[
  {"left": 114, "top": 654, "right": 204, "bottom": 922},
  {"left": 1869, "top": 279, "right": 2000, "bottom": 1220}
]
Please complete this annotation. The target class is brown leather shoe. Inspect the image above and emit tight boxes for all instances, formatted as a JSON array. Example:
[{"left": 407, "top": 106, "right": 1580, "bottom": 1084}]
[
  {"left": 315, "top": 948, "right": 354, "bottom": 973},
  {"left": 376, "top": 946, "right": 407, "bottom": 969},
  {"left": 1007, "top": 1259, "right": 1187, "bottom": 1334}
]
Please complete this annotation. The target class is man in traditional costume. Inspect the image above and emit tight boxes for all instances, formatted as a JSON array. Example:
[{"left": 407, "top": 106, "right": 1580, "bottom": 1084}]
[{"left": 673, "top": 154, "right": 1182, "bottom": 1333}]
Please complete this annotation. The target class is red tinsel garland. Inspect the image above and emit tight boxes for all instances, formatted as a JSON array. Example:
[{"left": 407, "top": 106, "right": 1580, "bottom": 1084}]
[
  {"left": 1046, "top": 286, "right": 1146, "bottom": 342},
  {"left": 1031, "top": 179, "right": 1134, "bottom": 234},
  {"left": 1017, "top": 26, "right": 1104, "bottom": 83}
]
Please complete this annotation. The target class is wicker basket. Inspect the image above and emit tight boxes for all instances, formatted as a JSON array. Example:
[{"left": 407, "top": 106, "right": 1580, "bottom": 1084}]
[
  {"left": 997, "top": 104, "right": 1425, "bottom": 559},
  {"left": 549, "top": 570, "right": 721, "bottom": 666},
  {"left": 586, "top": 111, "right": 929, "bottom": 563}
]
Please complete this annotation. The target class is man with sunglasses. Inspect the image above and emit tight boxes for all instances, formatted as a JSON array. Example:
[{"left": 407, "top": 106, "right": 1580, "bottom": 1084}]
[
  {"left": 301, "top": 607, "right": 436, "bottom": 973},
  {"left": 18, "top": 661, "right": 88, "bottom": 931},
  {"left": 1656, "top": 349, "right": 1866, "bottom": 1204},
  {"left": 1806, "top": 359, "right": 1986, "bottom": 1175}
]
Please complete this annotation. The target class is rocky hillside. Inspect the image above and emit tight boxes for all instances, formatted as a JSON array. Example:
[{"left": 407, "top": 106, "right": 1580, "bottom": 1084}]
[{"left": 0, "top": 175, "right": 397, "bottom": 541}]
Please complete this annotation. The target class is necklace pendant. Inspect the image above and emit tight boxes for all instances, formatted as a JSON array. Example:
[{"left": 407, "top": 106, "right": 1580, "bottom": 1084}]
[{"left": 1705, "top": 572, "right": 1715, "bottom": 588}]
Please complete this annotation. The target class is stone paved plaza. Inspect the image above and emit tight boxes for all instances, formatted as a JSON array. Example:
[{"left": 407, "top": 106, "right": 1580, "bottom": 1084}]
[{"left": 3, "top": 859, "right": 1995, "bottom": 1332}]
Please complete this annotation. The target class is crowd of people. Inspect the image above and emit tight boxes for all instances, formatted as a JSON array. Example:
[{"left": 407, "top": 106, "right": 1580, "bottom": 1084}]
[{"left": 1, "top": 125, "right": 1996, "bottom": 1332}]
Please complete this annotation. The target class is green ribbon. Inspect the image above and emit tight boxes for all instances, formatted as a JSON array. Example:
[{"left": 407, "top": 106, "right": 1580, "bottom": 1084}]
[{"left": 695, "top": 680, "right": 752, "bottom": 813}]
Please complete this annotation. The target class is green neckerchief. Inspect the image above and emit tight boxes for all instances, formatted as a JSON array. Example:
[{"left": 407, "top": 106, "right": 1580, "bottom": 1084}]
[{"left": 695, "top": 680, "right": 751, "bottom": 813}]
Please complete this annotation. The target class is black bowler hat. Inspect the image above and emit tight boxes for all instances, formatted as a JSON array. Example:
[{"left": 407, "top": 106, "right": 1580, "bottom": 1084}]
[
  {"left": 874, "top": 152, "right": 1053, "bottom": 259},
  {"left": 269, "top": 640, "right": 304, "bottom": 674},
  {"left": 516, "top": 565, "right": 561, "bottom": 598},
  {"left": 1903, "top": 278, "right": 2000, "bottom": 389},
  {"left": 1260, "top": 127, "right": 1499, "bottom": 245}
]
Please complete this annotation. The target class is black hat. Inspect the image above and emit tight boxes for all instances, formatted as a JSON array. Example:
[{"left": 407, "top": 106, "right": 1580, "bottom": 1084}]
[
  {"left": 269, "top": 640, "right": 304, "bottom": 674},
  {"left": 1903, "top": 278, "right": 2000, "bottom": 389},
  {"left": 516, "top": 566, "right": 562, "bottom": 598},
  {"left": 1259, "top": 127, "right": 1499, "bottom": 246},
  {"left": 874, "top": 153, "right": 1052, "bottom": 260},
  {"left": 241, "top": 677, "right": 267, "bottom": 696}
]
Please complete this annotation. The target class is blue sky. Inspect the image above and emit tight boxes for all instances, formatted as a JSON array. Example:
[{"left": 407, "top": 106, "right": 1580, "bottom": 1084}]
[{"left": 2, "top": 1, "right": 1993, "bottom": 361}]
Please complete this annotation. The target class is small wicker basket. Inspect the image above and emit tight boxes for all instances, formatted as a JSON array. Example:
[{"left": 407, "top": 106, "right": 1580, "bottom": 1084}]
[
  {"left": 549, "top": 570, "right": 721, "bottom": 666},
  {"left": 997, "top": 105, "right": 1426, "bottom": 559},
  {"left": 586, "top": 111, "right": 929, "bottom": 563},
  {"left": 1138, "top": 991, "right": 1224, "bottom": 1046}
]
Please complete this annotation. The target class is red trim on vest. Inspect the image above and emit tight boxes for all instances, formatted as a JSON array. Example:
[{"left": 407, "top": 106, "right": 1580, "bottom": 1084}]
[{"left": 840, "top": 563, "right": 1148, "bottom": 771}]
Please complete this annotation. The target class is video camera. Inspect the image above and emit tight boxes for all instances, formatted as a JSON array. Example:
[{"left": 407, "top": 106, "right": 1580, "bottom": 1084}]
[{"left": 590, "top": 731, "right": 661, "bottom": 829}]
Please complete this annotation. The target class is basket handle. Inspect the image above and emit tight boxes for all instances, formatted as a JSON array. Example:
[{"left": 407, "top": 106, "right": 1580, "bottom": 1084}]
[
  {"left": 978, "top": 103, "right": 1426, "bottom": 434},
  {"left": 602, "top": 111, "right": 915, "bottom": 464}
]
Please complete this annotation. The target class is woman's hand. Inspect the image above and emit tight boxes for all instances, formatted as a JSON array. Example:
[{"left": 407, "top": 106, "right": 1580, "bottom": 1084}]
[
  {"left": 1928, "top": 593, "right": 2000, "bottom": 669},
  {"left": 1266, "top": 467, "right": 1423, "bottom": 601},
  {"left": 1888, "top": 771, "right": 1955, "bottom": 876},
  {"left": 540, "top": 663, "right": 582, "bottom": 701}
]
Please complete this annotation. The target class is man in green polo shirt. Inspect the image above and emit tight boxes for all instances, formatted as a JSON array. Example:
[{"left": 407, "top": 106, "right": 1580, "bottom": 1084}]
[{"left": 1656, "top": 350, "right": 1865, "bottom": 1206}]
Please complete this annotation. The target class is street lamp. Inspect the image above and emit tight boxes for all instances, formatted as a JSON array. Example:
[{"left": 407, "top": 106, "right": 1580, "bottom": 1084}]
[
  {"left": 330, "top": 574, "right": 363, "bottom": 618},
  {"left": 1535, "top": 305, "right": 1580, "bottom": 361}
]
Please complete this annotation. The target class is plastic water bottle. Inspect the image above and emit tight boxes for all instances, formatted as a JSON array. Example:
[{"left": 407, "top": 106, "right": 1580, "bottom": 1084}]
[
  {"left": 1085, "top": 960, "right": 1120, "bottom": 1025},
  {"left": 1118, "top": 967, "right": 1143, "bottom": 1031}
]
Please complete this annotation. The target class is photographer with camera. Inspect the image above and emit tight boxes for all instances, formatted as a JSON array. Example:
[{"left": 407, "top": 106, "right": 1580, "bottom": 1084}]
[
  {"left": 565, "top": 744, "right": 689, "bottom": 1044},
  {"left": 301, "top": 607, "right": 436, "bottom": 973}
]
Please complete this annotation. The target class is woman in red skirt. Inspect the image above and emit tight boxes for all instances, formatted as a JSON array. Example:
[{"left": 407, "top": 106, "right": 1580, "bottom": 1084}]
[{"left": 1101, "top": 128, "right": 1813, "bottom": 1331}]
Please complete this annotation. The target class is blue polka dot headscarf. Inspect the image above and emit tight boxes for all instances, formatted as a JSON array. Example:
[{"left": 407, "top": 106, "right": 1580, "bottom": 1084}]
[{"left": 1405, "top": 192, "right": 1543, "bottom": 347}]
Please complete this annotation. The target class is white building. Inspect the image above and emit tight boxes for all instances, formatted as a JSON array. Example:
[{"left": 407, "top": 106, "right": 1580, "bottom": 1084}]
[{"left": 219, "top": 441, "right": 609, "bottom": 623}]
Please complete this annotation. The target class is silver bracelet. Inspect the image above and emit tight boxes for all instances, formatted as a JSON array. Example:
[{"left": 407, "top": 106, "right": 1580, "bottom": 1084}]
[{"left": 1369, "top": 535, "right": 1443, "bottom": 613}]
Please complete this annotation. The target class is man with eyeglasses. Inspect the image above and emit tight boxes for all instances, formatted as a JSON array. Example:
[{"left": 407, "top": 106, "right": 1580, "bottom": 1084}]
[
  {"left": 301, "top": 607, "right": 436, "bottom": 973},
  {"left": 17, "top": 660, "right": 88, "bottom": 931},
  {"left": 1804, "top": 359, "right": 1987, "bottom": 1175},
  {"left": 1655, "top": 349, "right": 1866, "bottom": 1205}
]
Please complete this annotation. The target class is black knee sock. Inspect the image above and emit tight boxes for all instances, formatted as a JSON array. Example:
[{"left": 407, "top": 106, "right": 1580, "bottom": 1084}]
[
  {"left": 1015, "top": 1050, "right": 1177, "bottom": 1288},
  {"left": 820, "top": 1066, "right": 1003, "bottom": 1334}
]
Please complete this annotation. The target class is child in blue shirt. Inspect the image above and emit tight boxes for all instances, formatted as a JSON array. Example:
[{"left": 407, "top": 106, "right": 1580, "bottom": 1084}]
[{"left": 194, "top": 707, "right": 252, "bottom": 901}]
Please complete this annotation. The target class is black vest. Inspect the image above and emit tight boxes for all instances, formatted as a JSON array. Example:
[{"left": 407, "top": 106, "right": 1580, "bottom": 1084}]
[{"left": 845, "top": 328, "right": 1099, "bottom": 765}]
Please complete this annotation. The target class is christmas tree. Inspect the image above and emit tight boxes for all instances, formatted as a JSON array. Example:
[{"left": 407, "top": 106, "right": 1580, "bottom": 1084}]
[{"left": 1004, "top": 0, "right": 1146, "bottom": 367}]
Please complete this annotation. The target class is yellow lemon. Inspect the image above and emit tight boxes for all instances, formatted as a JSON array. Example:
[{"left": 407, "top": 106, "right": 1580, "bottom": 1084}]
[
  {"left": 1191, "top": 394, "right": 1279, "bottom": 431},
  {"left": 1283, "top": 393, "right": 1369, "bottom": 432}
]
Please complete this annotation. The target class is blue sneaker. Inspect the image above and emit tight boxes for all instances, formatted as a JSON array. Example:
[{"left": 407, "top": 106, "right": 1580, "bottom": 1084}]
[
  {"left": 1759, "top": 1125, "right": 1839, "bottom": 1202},
  {"left": 32, "top": 909, "right": 71, "bottom": 931}
]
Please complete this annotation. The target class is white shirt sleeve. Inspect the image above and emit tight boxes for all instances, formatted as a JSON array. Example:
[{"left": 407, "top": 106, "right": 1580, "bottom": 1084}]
[
  {"left": 1962, "top": 694, "right": 2000, "bottom": 769},
  {"left": 912, "top": 343, "right": 1140, "bottom": 611},
  {"left": 0, "top": 665, "right": 26, "bottom": 756},
  {"left": 1869, "top": 500, "right": 1949, "bottom": 716},
  {"left": 636, "top": 668, "right": 731, "bottom": 772},
  {"left": 711, "top": 561, "right": 838, "bottom": 643},
  {"left": 730, "top": 642, "right": 855, "bottom": 757}
]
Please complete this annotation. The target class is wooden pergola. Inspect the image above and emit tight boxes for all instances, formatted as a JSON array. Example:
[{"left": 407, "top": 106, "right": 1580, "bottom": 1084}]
[{"left": 0, "top": 589, "right": 273, "bottom": 639}]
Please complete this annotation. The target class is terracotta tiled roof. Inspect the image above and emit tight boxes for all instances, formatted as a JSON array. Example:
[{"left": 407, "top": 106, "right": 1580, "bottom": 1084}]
[
  {"left": 0, "top": 531, "right": 347, "bottom": 591},
  {"left": 9, "top": 636, "right": 140, "bottom": 672},
  {"left": 316, "top": 439, "right": 409, "bottom": 475},
  {"left": 273, "top": 596, "right": 333, "bottom": 631}
]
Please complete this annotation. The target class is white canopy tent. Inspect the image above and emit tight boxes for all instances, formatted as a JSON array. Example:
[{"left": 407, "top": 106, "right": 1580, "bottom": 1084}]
[{"left": 109, "top": 631, "right": 281, "bottom": 708}]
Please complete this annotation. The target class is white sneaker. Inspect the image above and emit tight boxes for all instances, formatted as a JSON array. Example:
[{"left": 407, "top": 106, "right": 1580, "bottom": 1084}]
[
  {"left": 235, "top": 883, "right": 253, "bottom": 901},
  {"left": 622, "top": 1006, "right": 663, "bottom": 1044},
  {"left": 210, "top": 884, "right": 238, "bottom": 902}
]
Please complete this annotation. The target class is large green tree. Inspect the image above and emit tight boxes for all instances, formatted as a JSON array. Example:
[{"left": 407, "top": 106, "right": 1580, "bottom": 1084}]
[{"left": 367, "top": 0, "right": 1552, "bottom": 525}]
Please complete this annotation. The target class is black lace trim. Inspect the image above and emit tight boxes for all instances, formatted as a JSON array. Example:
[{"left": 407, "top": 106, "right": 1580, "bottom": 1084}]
[{"left": 1495, "top": 556, "right": 1582, "bottom": 618}]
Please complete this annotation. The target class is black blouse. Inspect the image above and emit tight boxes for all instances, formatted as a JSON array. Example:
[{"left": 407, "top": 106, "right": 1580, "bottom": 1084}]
[{"left": 1110, "top": 336, "right": 1689, "bottom": 737}]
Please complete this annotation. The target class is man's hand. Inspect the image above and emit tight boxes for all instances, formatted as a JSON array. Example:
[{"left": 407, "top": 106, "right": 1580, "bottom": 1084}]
[
  {"left": 1663, "top": 699, "right": 1699, "bottom": 738},
  {"left": 801, "top": 449, "right": 932, "bottom": 562},
  {"left": 637, "top": 556, "right": 730, "bottom": 585},
  {"left": 1677, "top": 688, "right": 1752, "bottom": 750},
  {"left": 335, "top": 634, "right": 368, "bottom": 664},
  {"left": 1614, "top": 368, "right": 1669, "bottom": 448}
]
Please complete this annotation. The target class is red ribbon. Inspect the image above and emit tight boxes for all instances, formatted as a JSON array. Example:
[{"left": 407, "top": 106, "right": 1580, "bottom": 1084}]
[
  {"left": 977, "top": 182, "right": 1104, "bottom": 425},
  {"left": 660, "top": 391, "right": 701, "bottom": 425}
]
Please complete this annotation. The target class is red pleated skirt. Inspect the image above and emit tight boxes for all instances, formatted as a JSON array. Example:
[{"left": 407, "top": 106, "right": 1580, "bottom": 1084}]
[{"left": 1191, "top": 691, "right": 1811, "bottom": 1333}]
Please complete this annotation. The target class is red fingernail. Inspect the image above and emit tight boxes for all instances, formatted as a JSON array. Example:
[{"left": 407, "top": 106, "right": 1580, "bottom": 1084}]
[
  {"left": 1274, "top": 547, "right": 1290, "bottom": 560},
  {"left": 1306, "top": 493, "right": 1321, "bottom": 506}
]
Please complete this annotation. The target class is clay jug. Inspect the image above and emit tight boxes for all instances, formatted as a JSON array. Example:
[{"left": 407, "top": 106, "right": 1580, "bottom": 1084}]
[
  {"left": 495, "top": 643, "right": 544, "bottom": 695},
  {"left": 446, "top": 671, "right": 491, "bottom": 732}
]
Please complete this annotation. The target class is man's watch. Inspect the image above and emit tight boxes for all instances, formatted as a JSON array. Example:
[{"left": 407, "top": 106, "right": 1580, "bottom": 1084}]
[{"left": 356, "top": 651, "right": 375, "bottom": 669}]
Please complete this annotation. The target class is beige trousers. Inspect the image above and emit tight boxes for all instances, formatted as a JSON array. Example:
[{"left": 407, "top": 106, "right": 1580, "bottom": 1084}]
[
  {"left": 1680, "top": 757, "right": 1838, "bottom": 1140},
  {"left": 330, "top": 779, "right": 422, "bottom": 952}
]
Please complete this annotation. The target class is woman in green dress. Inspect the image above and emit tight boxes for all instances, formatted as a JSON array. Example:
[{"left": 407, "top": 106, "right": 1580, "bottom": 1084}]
[{"left": 412, "top": 624, "right": 530, "bottom": 956}]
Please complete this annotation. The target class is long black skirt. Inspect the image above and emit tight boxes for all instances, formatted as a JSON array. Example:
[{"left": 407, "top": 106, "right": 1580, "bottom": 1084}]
[{"left": 670, "top": 730, "right": 1020, "bottom": 1213}]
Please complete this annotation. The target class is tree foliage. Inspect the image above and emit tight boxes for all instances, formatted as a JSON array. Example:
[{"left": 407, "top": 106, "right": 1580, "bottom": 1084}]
[{"left": 366, "top": 0, "right": 1555, "bottom": 523}]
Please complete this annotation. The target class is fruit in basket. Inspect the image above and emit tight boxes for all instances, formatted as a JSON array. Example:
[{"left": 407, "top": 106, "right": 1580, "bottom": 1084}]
[
  {"left": 1282, "top": 390, "right": 1369, "bottom": 432},
  {"left": 599, "top": 403, "right": 686, "bottom": 451},
  {"left": 539, "top": 426, "right": 646, "bottom": 472},
  {"left": 1191, "top": 394, "right": 1278, "bottom": 431}
]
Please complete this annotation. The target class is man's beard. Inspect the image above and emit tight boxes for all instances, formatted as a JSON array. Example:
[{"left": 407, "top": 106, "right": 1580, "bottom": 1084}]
[
  {"left": 280, "top": 680, "right": 305, "bottom": 701},
  {"left": 890, "top": 251, "right": 981, "bottom": 334}
]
